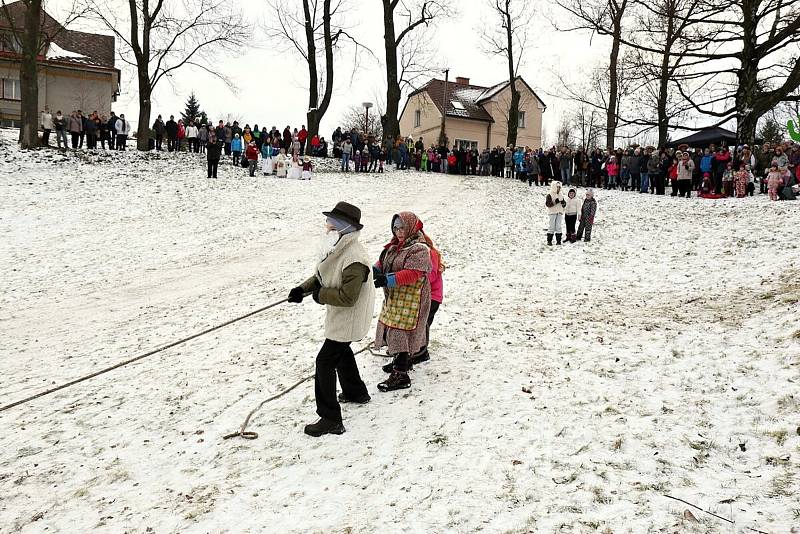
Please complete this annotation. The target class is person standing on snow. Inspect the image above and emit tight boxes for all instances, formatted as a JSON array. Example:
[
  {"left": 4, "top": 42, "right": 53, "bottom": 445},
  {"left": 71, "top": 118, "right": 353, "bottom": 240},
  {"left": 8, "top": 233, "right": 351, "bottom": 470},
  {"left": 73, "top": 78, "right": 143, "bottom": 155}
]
[
  {"left": 288, "top": 202, "right": 375, "bottom": 437},
  {"left": 115, "top": 114, "right": 131, "bottom": 151},
  {"left": 373, "top": 212, "right": 432, "bottom": 392},
  {"left": 546, "top": 180, "right": 566, "bottom": 245},
  {"left": 206, "top": 131, "right": 222, "bottom": 178},
  {"left": 576, "top": 190, "right": 597, "bottom": 242}
]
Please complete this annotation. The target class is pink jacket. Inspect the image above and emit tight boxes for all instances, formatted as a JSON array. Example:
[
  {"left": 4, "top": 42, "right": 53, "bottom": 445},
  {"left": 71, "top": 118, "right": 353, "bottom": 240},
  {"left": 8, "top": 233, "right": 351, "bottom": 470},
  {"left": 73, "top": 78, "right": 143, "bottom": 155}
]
[
  {"left": 606, "top": 162, "right": 619, "bottom": 176},
  {"left": 429, "top": 249, "right": 443, "bottom": 303}
]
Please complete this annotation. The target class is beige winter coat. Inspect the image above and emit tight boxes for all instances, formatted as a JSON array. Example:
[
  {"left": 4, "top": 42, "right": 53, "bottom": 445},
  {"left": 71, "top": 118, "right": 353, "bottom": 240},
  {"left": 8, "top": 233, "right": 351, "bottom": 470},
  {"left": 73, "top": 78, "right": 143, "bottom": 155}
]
[{"left": 315, "top": 232, "right": 375, "bottom": 342}]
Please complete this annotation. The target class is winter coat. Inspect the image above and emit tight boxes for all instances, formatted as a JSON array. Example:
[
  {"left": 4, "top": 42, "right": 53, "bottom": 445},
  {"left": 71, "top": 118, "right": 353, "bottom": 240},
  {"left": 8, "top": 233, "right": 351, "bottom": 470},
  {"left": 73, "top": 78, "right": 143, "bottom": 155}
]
[
  {"left": 429, "top": 247, "right": 444, "bottom": 304},
  {"left": 580, "top": 197, "right": 597, "bottom": 222},
  {"left": 773, "top": 153, "right": 789, "bottom": 169},
  {"left": 767, "top": 171, "right": 784, "bottom": 189},
  {"left": 245, "top": 144, "right": 259, "bottom": 161},
  {"left": 647, "top": 155, "right": 660, "bottom": 174},
  {"left": 300, "top": 232, "right": 375, "bottom": 343},
  {"left": 565, "top": 195, "right": 580, "bottom": 215},
  {"left": 559, "top": 154, "right": 573, "bottom": 172},
  {"left": 186, "top": 125, "right": 198, "bottom": 138},
  {"left": 231, "top": 137, "right": 243, "bottom": 152},
  {"left": 115, "top": 118, "right": 131, "bottom": 136},
  {"left": 374, "top": 212, "right": 432, "bottom": 355},
  {"left": 41, "top": 112, "right": 53, "bottom": 130},
  {"left": 198, "top": 127, "right": 208, "bottom": 142},
  {"left": 53, "top": 115, "right": 66, "bottom": 131},
  {"left": 677, "top": 158, "right": 695, "bottom": 181},
  {"left": 206, "top": 141, "right": 222, "bottom": 161},
  {"left": 606, "top": 161, "right": 619, "bottom": 177},
  {"left": 628, "top": 154, "right": 642, "bottom": 173},
  {"left": 700, "top": 155, "right": 713, "bottom": 173},
  {"left": 165, "top": 120, "right": 178, "bottom": 138},
  {"left": 68, "top": 116, "right": 83, "bottom": 133},
  {"left": 153, "top": 119, "right": 166, "bottom": 135},
  {"left": 341, "top": 141, "right": 353, "bottom": 155},
  {"left": 546, "top": 182, "right": 566, "bottom": 215}
]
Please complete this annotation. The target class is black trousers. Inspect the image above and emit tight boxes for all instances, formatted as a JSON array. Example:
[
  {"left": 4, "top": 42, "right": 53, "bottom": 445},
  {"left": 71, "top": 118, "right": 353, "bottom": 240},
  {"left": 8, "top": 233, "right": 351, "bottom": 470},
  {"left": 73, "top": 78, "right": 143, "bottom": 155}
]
[
  {"left": 41, "top": 129, "right": 50, "bottom": 146},
  {"left": 207, "top": 160, "right": 219, "bottom": 178},
  {"left": 168, "top": 137, "right": 177, "bottom": 151},
  {"left": 109, "top": 132, "right": 116, "bottom": 150},
  {"left": 155, "top": 135, "right": 163, "bottom": 151},
  {"left": 315, "top": 339, "right": 369, "bottom": 422},
  {"left": 70, "top": 132, "right": 80, "bottom": 149},
  {"left": 565, "top": 214, "right": 577, "bottom": 235},
  {"left": 577, "top": 219, "right": 593, "bottom": 241},
  {"left": 116, "top": 135, "right": 127, "bottom": 150}
]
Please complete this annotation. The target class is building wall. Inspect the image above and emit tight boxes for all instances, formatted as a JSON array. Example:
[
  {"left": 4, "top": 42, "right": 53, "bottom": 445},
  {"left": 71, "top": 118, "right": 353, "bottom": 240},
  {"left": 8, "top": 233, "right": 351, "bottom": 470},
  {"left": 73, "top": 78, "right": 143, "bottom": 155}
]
[
  {"left": 483, "top": 82, "right": 544, "bottom": 149},
  {"left": 399, "top": 91, "right": 442, "bottom": 145},
  {"left": 0, "top": 59, "right": 117, "bottom": 124}
]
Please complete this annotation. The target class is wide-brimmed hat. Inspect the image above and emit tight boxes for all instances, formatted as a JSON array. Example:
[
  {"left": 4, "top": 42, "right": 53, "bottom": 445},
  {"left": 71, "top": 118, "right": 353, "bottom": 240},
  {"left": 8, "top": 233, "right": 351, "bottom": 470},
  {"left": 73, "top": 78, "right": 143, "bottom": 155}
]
[{"left": 323, "top": 201, "right": 363, "bottom": 230}]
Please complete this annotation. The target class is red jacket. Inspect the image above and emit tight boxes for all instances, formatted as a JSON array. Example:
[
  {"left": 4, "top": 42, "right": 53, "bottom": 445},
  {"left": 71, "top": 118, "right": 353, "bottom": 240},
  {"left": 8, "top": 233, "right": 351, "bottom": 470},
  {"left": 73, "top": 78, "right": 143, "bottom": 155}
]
[
  {"left": 245, "top": 144, "right": 259, "bottom": 160},
  {"left": 311, "top": 135, "right": 320, "bottom": 147},
  {"left": 298, "top": 128, "right": 308, "bottom": 143}
]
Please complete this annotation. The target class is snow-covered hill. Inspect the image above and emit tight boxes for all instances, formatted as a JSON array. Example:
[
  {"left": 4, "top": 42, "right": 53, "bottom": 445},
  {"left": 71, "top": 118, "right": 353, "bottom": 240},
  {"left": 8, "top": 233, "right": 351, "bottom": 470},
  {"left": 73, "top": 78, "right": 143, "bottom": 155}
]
[{"left": 1, "top": 135, "right": 799, "bottom": 533}]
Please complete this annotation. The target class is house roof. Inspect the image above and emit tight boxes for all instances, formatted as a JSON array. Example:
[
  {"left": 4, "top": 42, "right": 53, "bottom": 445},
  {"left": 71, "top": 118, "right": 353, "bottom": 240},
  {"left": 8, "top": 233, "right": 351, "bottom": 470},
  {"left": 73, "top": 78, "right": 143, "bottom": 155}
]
[
  {"left": 665, "top": 127, "right": 739, "bottom": 149},
  {"left": 0, "top": 1, "right": 115, "bottom": 69},
  {"left": 404, "top": 76, "right": 547, "bottom": 124}
]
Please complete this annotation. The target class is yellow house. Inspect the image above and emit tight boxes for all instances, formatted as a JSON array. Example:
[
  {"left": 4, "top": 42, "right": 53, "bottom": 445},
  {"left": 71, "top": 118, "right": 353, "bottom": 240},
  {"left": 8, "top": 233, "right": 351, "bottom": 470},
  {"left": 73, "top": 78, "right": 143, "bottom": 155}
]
[
  {"left": 398, "top": 76, "right": 546, "bottom": 150},
  {"left": 0, "top": 1, "right": 120, "bottom": 127}
]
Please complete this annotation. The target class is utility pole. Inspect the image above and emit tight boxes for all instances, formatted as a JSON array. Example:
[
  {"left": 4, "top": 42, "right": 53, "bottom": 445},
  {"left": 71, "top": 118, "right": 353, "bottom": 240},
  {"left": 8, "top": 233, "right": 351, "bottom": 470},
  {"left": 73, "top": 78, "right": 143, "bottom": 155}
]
[{"left": 438, "top": 68, "right": 449, "bottom": 148}]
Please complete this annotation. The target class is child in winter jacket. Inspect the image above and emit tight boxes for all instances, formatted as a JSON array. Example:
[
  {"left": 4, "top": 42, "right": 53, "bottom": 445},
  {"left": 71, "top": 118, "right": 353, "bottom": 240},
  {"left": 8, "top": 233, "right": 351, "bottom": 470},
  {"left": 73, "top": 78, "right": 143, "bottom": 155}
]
[
  {"left": 301, "top": 158, "right": 313, "bottom": 180},
  {"left": 231, "top": 133, "right": 243, "bottom": 165},
  {"left": 722, "top": 162, "right": 734, "bottom": 196},
  {"left": 767, "top": 163, "right": 783, "bottom": 201},
  {"left": 353, "top": 150, "right": 362, "bottom": 173},
  {"left": 564, "top": 188, "right": 581, "bottom": 243},
  {"left": 605, "top": 157, "right": 619, "bottom": 189},
  {"left": 245, "top": 141, "right": 259, "bottom": 177},
  {"left": 545, "top": 181, "right": 566, "bottom": 245},
  {"left": 577, "top": 190, "right": 597, "bottom": 242},
  {"left": 421, "top": 150, "right": 429, "bottom": 172}
]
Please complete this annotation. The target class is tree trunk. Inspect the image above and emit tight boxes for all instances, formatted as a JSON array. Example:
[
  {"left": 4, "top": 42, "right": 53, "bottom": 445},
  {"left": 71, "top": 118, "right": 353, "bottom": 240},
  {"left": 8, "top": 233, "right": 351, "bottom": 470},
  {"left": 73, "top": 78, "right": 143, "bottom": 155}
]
[
  {"left": 606, "top": 12, "right": 621, "bottom": 151},
  {"left": 381, "top": 0, "right": 401, "bottom": 144},
  {"left": 19, "top": 0, "right": 42, "bottom": 149},
  {"left": 136, "top": 71, "right": 151, "bottom": 151},
  {"left": 656, "top": 2, "right": 674, "bottom": 148},
  {"left": 504, "top": 1, "right": 519, "bottom": 147}
]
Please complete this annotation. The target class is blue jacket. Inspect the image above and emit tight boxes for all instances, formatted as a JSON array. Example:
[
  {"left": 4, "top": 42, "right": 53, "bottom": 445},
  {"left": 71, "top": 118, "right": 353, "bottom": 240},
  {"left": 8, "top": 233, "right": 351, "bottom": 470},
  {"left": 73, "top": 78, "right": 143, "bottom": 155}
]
[
  {"left": 261, "top": 144, "right": 273, "bottom": 158},
  {"left": 700, "top": 155, "right": 713, "bottom": 173},
  {"left": 231, "top": 137, "right": 243, "bottom": 152}
]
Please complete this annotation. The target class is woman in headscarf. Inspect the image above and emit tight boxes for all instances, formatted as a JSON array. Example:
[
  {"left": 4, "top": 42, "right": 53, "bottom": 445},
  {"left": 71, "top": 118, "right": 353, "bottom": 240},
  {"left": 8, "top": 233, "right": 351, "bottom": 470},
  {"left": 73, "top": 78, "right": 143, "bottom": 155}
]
[{"left": 373, "top": 212, "right": 432, "bottom": 392}]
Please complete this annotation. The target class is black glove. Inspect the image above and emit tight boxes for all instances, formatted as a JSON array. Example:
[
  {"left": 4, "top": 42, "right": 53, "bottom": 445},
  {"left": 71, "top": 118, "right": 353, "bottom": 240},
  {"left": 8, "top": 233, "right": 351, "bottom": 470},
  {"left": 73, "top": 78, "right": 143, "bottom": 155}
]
[
  {"left": 312, "top": 286, "right": 322, "bottom": 304},
  {"left": 560, "top": 200, "right": 566, "bottom": 207},
  {"left": 374, "top": 273, "right": 388, "bottom": 288},
  {"left": 288, "top": 286, "right": 304, "bottom": 303}
]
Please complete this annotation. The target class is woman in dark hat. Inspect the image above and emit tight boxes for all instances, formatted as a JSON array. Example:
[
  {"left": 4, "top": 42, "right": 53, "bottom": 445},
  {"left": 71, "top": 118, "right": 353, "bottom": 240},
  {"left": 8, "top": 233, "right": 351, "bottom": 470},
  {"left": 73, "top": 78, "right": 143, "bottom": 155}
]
[{"left": 288, "top": 201, "right": 375, "bottom": 437}]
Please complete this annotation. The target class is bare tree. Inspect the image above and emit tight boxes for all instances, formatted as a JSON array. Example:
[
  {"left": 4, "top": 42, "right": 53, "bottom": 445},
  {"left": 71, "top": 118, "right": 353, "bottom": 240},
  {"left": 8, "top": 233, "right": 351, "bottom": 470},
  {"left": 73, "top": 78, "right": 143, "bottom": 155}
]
[
  {"left": 554, "top": 0, "right": 630, "bottom": 150},
  {"left": 88, "top": 0, "right": 245, "bottom": 150},
  {"left": 1, "top": 0, "right": 85, "bottom": 148},
  {"left": 558, "top": 0, "right": 800, "bottom": 145},
  {"left": 479, "top": 0, "right": 532, "bottom": 147},
  {"left": 265, "top": 0, "right": 369, "bottom": 154},
  {"left": 379, "top": 0, "right": 449, "bottom": 145},
  {"left": 570, "top": 104, "right": 602, "bottom": 152},
  {"left": 339, "top": 103, "right": 384, "bottom": 140}
]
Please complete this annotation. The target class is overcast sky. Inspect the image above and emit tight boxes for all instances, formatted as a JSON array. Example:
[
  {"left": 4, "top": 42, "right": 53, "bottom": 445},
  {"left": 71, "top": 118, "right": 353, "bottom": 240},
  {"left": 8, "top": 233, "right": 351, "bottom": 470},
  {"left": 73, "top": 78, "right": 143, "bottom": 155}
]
[{"left": 55, "top": 0, "right": 610, "bottom": 142}]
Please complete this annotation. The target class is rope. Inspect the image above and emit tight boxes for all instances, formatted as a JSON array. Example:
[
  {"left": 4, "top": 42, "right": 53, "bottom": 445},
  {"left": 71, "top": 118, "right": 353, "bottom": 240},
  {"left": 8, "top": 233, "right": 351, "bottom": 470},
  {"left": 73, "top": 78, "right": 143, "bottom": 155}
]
[
  {"left": 223, "top": 343, "right": 373, "bottom": 440},
  {"left": 0, "top": 298, "right": 291, "bottom": 413}
]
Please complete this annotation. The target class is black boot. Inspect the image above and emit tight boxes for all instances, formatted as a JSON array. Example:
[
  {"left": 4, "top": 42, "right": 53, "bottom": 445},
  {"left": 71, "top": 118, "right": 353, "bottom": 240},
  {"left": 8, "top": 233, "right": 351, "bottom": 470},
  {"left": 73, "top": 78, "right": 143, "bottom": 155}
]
[
  {"left": 337, "top": 392, "right": 371, "bottom": 404},
  {"left": 410, "top": 349, "right": 430, "bottom": 366},
  {"left": 556, "top": 233, "right": 562, "bottom": 245},
  {"left": 304, "top": 417, "right": 346, "bottom": 437},
  {"left": 547, "top": 233, "right": 553, "bottom": 246},
  {"left": 378, "top": 371, "right": 411, "bottom": 392},
  {"left": 382, "top": 357, "right": 396, "bottom": 373}
]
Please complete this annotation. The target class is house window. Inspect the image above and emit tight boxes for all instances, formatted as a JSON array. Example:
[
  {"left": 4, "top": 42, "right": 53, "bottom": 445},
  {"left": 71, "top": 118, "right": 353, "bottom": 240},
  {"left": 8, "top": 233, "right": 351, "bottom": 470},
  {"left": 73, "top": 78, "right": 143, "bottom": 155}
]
[
  {"left": 454, "top": 139, "right": 478, "bottom": 150},
  {"left": 2, "top": 78, "right": 21, "bottom": 101},
  {"left": 0, "top": 32, "right": 22, "bottom": 53},
  {"left": 451, "top": 101, "right": 465, "bottom": 110},
  {"left": 414, "top": 110, "right": 421, "bottom": 128},
  {"left": 518, "top": 111, "right": 526, "bottom": 128}
]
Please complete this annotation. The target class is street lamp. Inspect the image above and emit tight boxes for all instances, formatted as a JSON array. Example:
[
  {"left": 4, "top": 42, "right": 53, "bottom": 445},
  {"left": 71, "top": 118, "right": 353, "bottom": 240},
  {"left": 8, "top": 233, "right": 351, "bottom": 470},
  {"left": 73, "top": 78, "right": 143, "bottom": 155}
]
[{"left": 362, "top": 102, "right": 373, "bottom": 134}]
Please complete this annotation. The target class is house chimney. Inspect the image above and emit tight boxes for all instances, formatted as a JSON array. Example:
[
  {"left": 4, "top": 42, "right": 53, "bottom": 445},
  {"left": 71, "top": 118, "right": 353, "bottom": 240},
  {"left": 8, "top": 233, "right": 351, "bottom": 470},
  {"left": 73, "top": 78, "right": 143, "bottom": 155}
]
[{"left": 455, "top": 76, "right": 470, "bottom": 86}]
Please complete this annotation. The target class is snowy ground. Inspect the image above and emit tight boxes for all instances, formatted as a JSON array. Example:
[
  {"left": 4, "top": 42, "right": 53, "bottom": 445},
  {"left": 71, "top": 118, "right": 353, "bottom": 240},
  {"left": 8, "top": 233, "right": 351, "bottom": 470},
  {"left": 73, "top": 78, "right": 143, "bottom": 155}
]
[{"left": 1, "top": 131, "right": 799, "bottom": 533}]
